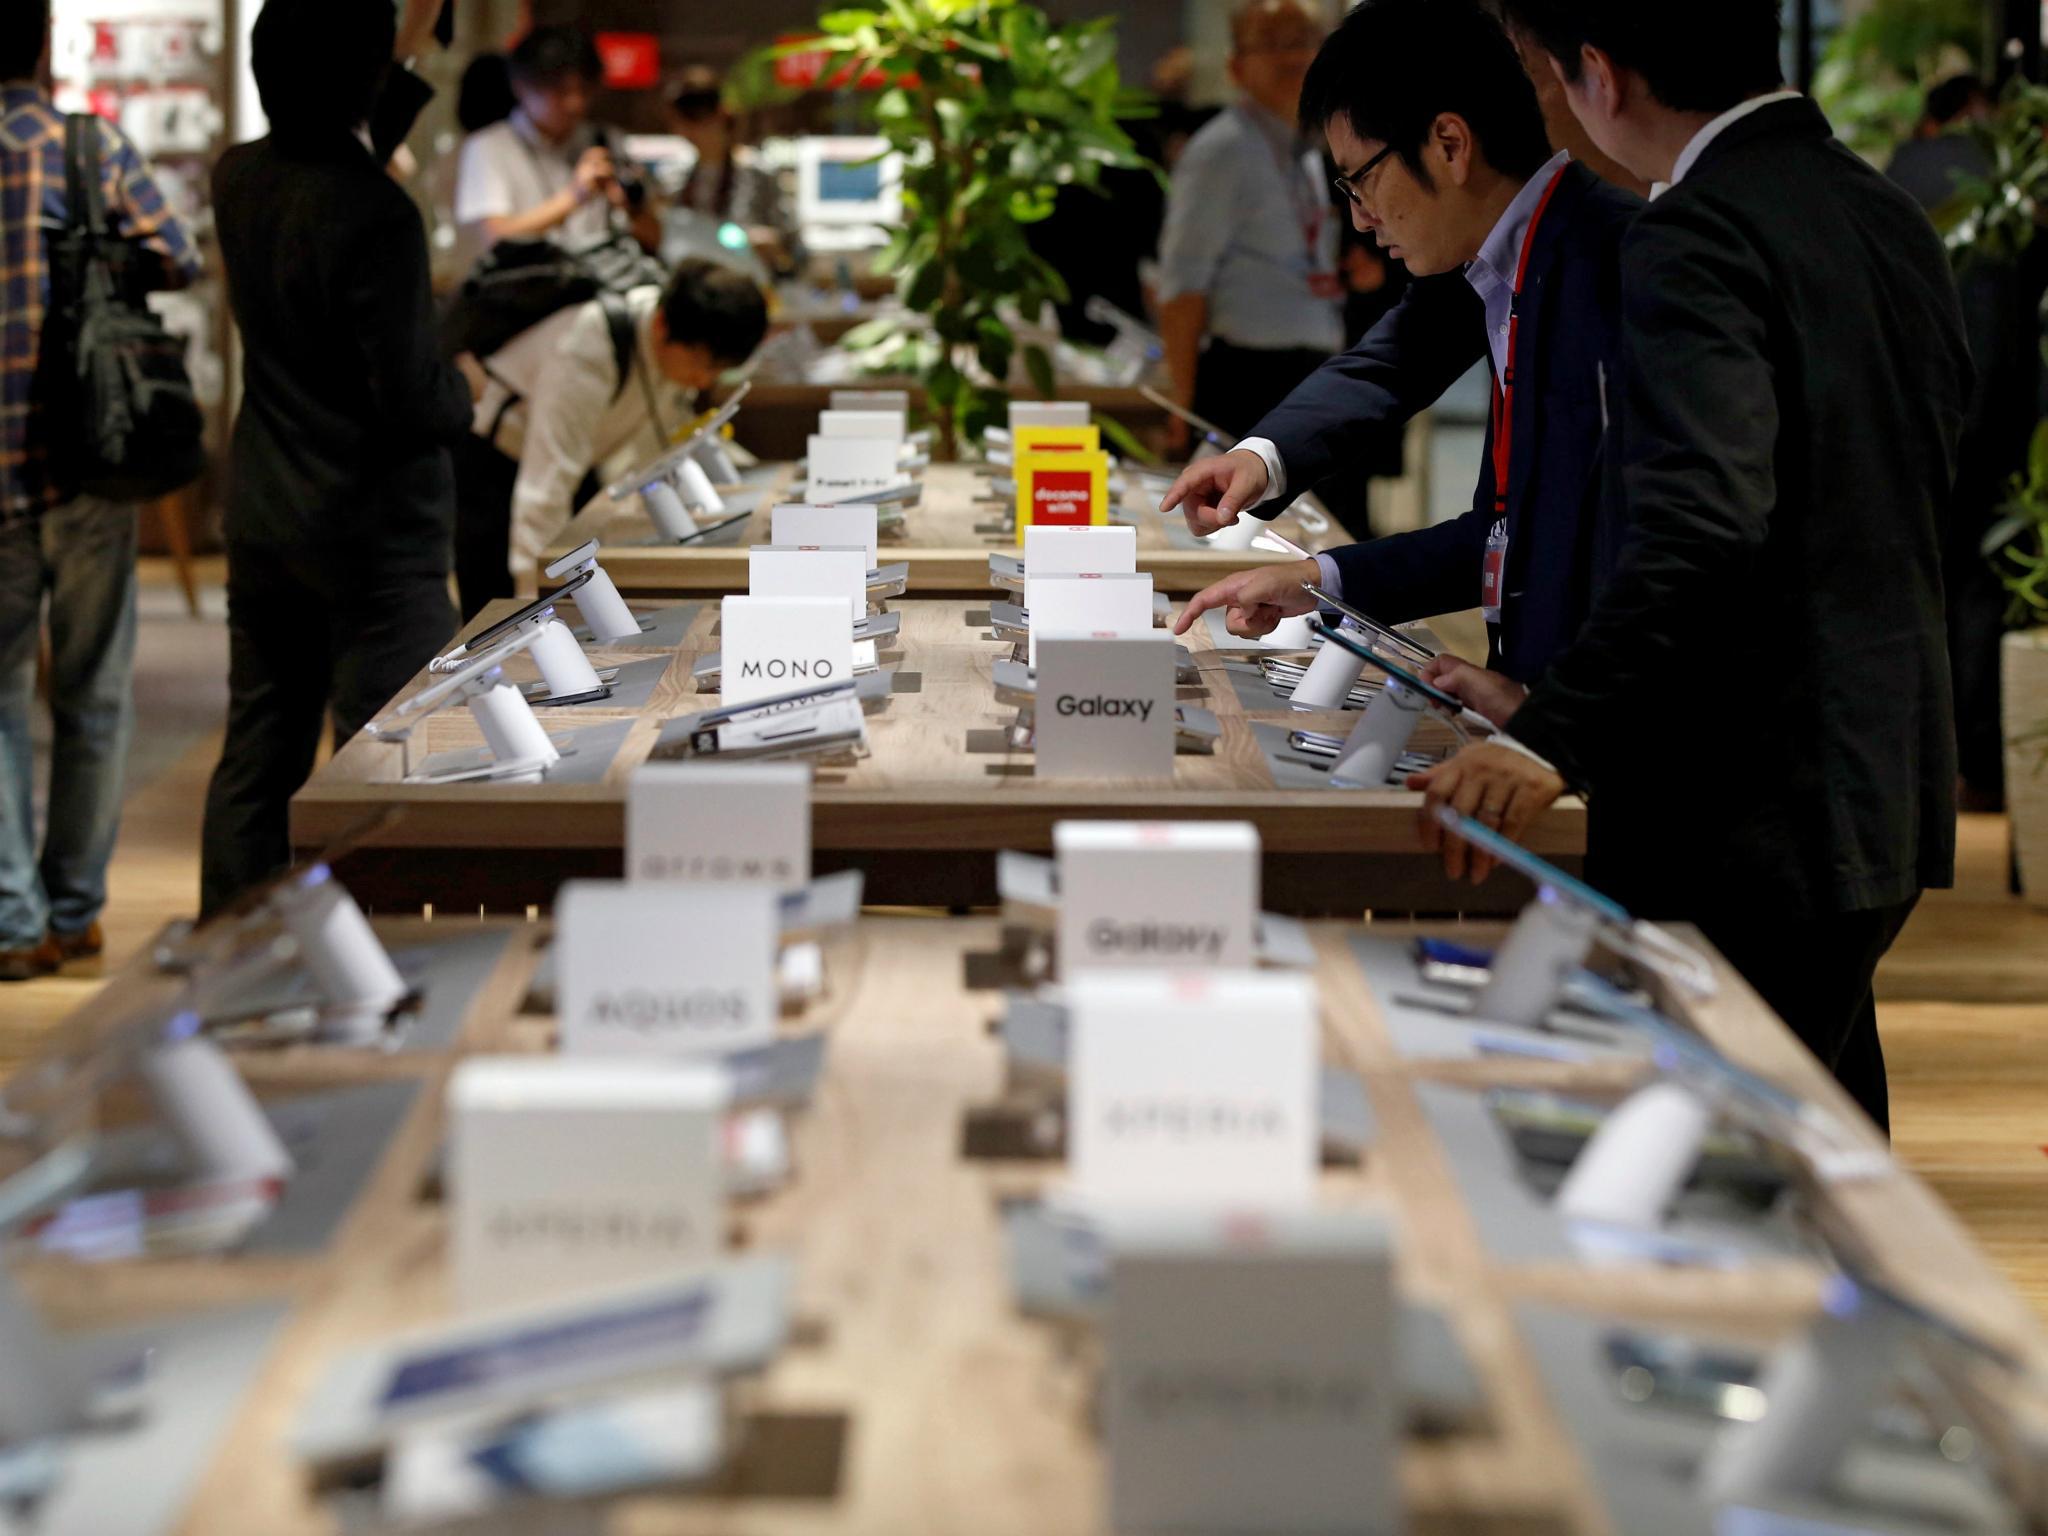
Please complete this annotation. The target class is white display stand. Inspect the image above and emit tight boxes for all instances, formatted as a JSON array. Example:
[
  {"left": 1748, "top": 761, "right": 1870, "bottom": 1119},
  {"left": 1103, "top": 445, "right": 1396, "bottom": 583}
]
[
  {"left": 1553, "top": 1081, "right": 1717, "bottom": 1230},
  {"left": 1327, "top": 678, "right": 1429, "bottom": 788},
  {"left": 1290, "top": 624, "right": 1372, "bottom": 710},
  {"left": 1697, "top": 1296, "right": 1912, "bottom": 1507},
  {"left": 137, "top": 1032, "right": 294, "bottom": 1184},
  {"left": 268, "top": 868, "right": 409, "bottom": 1044}
]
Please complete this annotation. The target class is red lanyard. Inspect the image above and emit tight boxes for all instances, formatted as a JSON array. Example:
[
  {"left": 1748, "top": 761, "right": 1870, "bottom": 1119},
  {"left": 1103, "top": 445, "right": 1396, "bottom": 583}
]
[{"left": 1488, "top": 165, "right": 1570, "bottom": 518}]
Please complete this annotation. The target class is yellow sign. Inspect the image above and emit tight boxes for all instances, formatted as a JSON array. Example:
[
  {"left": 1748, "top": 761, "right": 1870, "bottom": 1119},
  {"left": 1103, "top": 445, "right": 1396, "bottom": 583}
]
[
  {"left": 1014, "top": 448, "right": 1110, "bottom": 542},
  {"left": 1013, "top": 425, "right": 1101, "bottom": 458}
]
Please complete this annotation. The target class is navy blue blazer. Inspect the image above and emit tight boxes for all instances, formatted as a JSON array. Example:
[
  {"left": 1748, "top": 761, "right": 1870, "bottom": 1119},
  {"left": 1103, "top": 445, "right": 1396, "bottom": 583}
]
[{"left": 1252, "top": 161, "right": 1641, "bottom": 684}]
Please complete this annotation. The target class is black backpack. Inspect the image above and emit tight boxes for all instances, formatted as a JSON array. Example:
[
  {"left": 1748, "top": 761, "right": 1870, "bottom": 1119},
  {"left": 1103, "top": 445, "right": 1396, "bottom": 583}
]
[
  {"left": 42, "top": 115, "right": 205, "bottom": 502},
  {"left": 440, "top": 230, "right": 668, "bottom": 363}
]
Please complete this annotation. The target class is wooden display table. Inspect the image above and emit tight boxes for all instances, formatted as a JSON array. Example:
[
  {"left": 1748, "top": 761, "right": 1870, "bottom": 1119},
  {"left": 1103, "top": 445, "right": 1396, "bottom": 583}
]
[
  {"left": 14, "top": 912, "right": 2040, "bottom": 1536},
  {"left": 546, "top": 462, "right": 1346, "bottom": 600},
  {"left": 290, "top": 597, "right": 1586, "bottom": 915}
]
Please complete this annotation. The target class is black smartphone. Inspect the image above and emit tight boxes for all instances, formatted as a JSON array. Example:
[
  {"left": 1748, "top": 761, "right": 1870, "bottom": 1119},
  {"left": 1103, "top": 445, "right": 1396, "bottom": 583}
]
[{"left": 462, "top": 567, "right": 597, "bottom": 655}]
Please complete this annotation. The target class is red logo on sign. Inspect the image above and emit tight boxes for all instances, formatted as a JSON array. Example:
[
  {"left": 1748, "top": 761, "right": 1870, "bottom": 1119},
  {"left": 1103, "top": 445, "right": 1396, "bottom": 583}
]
[
  {"left": 594, "top": 33, "right": 661, "bottom": 90},
  {"left": 1031, "top": 469, "right": 1093, "bottom": 528}
]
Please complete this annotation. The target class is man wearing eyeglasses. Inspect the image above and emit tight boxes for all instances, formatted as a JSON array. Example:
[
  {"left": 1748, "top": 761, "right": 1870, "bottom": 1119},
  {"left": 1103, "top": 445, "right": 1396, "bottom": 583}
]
[
  {"left": 1168, "top": 0, "right": 1639, "bottom": 697},
  {"left": 1156, "top": 0, "right": 1343, "bottom": 459}
]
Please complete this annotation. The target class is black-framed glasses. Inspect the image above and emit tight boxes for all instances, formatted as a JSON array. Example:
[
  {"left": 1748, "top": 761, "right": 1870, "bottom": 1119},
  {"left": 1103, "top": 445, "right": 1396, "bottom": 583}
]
[{"left": 1333, "top": 143, "right": 1398, "bottom": 210}]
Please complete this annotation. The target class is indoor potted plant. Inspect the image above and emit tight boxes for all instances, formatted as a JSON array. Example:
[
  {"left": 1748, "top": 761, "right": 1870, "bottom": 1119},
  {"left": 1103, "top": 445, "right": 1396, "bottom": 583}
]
[
  {"left": 741, "top": 0, "right": 1154, "bottom": 458},
  {"left": 1988, "top": 422, "right": 2048, "bottom": 904}
]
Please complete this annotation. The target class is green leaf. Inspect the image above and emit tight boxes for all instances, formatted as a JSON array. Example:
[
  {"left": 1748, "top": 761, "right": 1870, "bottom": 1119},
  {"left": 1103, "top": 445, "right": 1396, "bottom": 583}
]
[
  {"left": 1023, "top": 343, "right": 1055, "bottom": 399},
  {"left": 1095, "top": 412, "right": 1159, "bottom": 467},
  {"left": 818, "top": 9, "right": 882, "bottom": 34},
  {"left": 1983, "top": 512, "right": 2032, "bottom": 559}
]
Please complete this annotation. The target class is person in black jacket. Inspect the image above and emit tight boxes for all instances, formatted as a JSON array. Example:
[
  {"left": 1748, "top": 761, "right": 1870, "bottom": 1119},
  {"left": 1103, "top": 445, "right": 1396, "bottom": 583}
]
[
  {"left": 1419, "top": 0, "right": 1971, "bottom": 1132},
  {"left": 1168, "top": 0, "right": 1640, "bottom": 690},
  {"left": 199, "top": 0, "right": 474, "bottom": 918}
]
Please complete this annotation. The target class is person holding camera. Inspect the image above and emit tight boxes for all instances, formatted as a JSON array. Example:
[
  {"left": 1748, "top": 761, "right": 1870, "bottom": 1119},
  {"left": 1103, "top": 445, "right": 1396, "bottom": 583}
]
[{"left": 454, "top": 26, "right": 659, "bottom": 258}]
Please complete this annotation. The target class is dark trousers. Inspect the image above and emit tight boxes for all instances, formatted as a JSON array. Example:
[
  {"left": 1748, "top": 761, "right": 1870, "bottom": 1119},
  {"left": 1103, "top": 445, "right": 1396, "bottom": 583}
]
[
  {"left": 199, "top": 541, "right": 456, "bottom": 919},
  {"left": 1192, "top": 340, "right": 1331, "bottom": 442},
  {"left": 453, "top": 433, "right": 518, "bottom": 624},
  {"left": 1692, "top": 897, "right": 1920, "bottom": 1137},
  {"left": 1195, "top": 339, "right": 1376, "bottom": 540}
]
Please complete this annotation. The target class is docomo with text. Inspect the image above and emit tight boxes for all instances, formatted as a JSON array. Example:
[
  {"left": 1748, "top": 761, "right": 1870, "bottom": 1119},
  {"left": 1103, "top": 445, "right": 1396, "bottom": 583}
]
[
  {"left": 719, "top": 596, "right": 856, "bottom": 707},
  {"left": 556, "top": 880, "right": 778, "bottom": 1057}
]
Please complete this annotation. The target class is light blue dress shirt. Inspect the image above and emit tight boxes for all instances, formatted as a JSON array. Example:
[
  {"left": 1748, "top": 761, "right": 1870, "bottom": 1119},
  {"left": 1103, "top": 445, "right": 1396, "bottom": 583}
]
[{"left": 1157, "top": 103, "right": 1345, "bottom": 356}]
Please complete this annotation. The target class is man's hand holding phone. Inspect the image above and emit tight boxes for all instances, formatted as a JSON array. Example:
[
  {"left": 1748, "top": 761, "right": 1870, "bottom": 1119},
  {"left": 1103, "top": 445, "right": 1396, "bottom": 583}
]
[
  {"left": 1420, "top": 655, "right": 1528, "bottom": 729},
  {"left": 1159, "top": 448, "right": 1271, "bottom": 537},
  {"left": 1174, "top": 559, "right": 1321, "bottom": 639},
  {"left": 1408, "top": 743, "right": 1565, "bottom": 884}
]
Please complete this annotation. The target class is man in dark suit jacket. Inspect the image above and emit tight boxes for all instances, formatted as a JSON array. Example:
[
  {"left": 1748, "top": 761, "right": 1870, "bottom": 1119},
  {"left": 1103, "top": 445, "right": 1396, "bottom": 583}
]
[
  {"left": 1168, "top": 0, "right": 1640, "bottom": 688},
  {"left": 1424, "top": 0, "right": 1971, "bottom": 1132},
  {"left": 199, "top": 0, "right": 474, "bottom": 917}
]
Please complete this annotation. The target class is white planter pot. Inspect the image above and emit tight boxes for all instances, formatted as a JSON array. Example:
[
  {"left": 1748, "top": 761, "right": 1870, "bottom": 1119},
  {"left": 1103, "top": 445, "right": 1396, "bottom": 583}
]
[{"left": 2003, "top": 629, "right": 2048, "bottom": 909}]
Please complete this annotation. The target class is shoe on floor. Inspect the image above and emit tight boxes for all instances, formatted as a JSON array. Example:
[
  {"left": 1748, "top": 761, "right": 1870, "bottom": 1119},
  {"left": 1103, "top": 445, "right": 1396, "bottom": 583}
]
[
  {"left": 0, "top": 935, "right": 62, "bottom": 982},
  {"left": 50, "top": 923, "right": 104, "bottom": 962}
]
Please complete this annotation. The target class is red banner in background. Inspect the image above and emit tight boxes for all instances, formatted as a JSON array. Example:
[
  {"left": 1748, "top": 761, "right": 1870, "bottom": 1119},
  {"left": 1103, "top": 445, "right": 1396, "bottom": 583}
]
[{"left": 595, "top": 33, "right": 662, "bottom": 91}]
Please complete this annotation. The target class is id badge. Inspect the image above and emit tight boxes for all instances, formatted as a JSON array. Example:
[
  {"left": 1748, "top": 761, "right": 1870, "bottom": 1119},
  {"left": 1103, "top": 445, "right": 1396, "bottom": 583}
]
[{"left": 1480, "top": 519, "right": 1508, "bottom": 625}]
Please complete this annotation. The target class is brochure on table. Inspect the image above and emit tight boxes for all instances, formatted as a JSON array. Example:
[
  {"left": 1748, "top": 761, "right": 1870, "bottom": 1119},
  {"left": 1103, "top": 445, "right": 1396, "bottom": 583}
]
[
  {"left": 805, "top": 436, "right": 901, "bottom": 504},
  {"left": 1055, "top": 821, "right": 1260, "bottom": 973},
  {"left": 747, "top": 545, "right": 867, "bottom": 626},
  {"left": 1035, "top": 634, "right": 1177, "bottom": 780},
  {"left": 626, "top": 762, "right": 811, "bottom": 891},
  {"left": 772, "top": 503, "right": 881, "bottom": 566},
  {"left": 1023, "top": 571, "right": 1155, "bottom": 668},
  {"left": 719, "top": 596, "right": 856, "bottom": 706}
]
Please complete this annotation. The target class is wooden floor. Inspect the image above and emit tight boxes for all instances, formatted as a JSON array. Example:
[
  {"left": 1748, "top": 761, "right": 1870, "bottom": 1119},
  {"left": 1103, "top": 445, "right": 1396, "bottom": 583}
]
[{"left": 8, "top": 560, "right": 2048, "bottom": 1322}]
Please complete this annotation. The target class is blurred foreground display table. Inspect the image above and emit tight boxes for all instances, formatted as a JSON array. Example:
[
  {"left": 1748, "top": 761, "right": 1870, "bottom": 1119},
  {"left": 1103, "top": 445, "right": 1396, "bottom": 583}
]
[
  {"left": 289, "top": 597, "right": 1585, "bottom": 915},
  {"left": 547, "top": 462, "right": 1345, "bottom": 601},
  {"left": 15, "top": 912, "right": 2043, "bottom": 1536}
]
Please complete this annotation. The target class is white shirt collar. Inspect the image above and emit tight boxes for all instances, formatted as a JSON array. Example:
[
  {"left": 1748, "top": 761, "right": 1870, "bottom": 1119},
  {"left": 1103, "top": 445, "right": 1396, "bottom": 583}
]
[
  {"left": 353, "top": 124, "right": 375, "bottom": 159},
  {"left": 1652, "top": 89, "right": 1803, "bottom": 199},
  {"left": 1468, "top": 149, "right": 1572, "bottom": 296}
]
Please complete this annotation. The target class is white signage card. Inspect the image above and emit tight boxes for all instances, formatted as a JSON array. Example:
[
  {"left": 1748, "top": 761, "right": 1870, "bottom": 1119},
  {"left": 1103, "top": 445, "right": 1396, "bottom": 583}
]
[
  {"left": 1069, "top": 969, "right": 1318, "bottom": 1211},
  {"left": 747, "top": 545, "right": 867, "bottom": 626},
  {"left": 1023, "top": 570, "right": 1155, "bottom": 669},
  {"left": 1105, "top": 1208, "right": 1399, "bottom": 1535},
  {"left": 627, "top": 762, "right": 811, "bottom": 890},
  {"left": 1055, "top": 821, "right": 1259, "bottom": 974},
  {"left": 557, "top": 880, "right": 778, "bottom": 1057},
  {"left": 817, "top": 409, "right": 907, "bottom": 445},
  {"left": 719, "top": 596, "right": 854, "bottom": 705},
  {"left": 771, "top": 502, "right": 880, "bottom": 566},
  {"left": 1023, "top": 524, "right": 1137, "bottom": 578},
  {"left": 830, "top": 389, "right": 910, "bottom": 411},
  {"left": 1009, "top": 400, "right": 1091, "bottom": 432},
  {"left": 805, "top": 436, "right": 900, "bottom": 504},
  {"left": 1034, "top": 635, "right": 1175, "bottom": 781},
  {"left": 450, "top": 1056, "right": 731, "bottom": 1313}
]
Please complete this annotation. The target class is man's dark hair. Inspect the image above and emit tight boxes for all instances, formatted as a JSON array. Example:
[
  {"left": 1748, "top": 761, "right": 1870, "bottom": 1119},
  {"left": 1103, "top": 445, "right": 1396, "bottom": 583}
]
[
  {"left": 508, "top": 26, "right": 601, "bottom": 89},
  {"left": 662, "top": 259, "right": 768, "bottom": 368},
  {"left": 1, "top": 2, "right": 50, "bottom": 83},
  {"left": 1924, "top": 73, "right": 1990, "bottom": 127},
  {"left": 670, "top": 64, "right": 726, "bottom": 123},
  {"left": 1499, "top": 0, "right": 1785, "bottom": 115},
  {"left": 458, "top": 53, "right": 516, "bottom": 134},
  {"left": 252, "top": 0, "right": 393, "bottom": 141},
  {"left": 1299, "top": 0, "right": 1552, "bottom": 185}
]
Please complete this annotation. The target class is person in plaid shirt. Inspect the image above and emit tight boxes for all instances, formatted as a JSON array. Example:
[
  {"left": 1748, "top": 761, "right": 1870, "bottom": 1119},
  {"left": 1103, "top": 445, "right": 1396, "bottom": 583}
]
[{"left": 0, "top": 0, "right": 198, "bottom": 981}]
